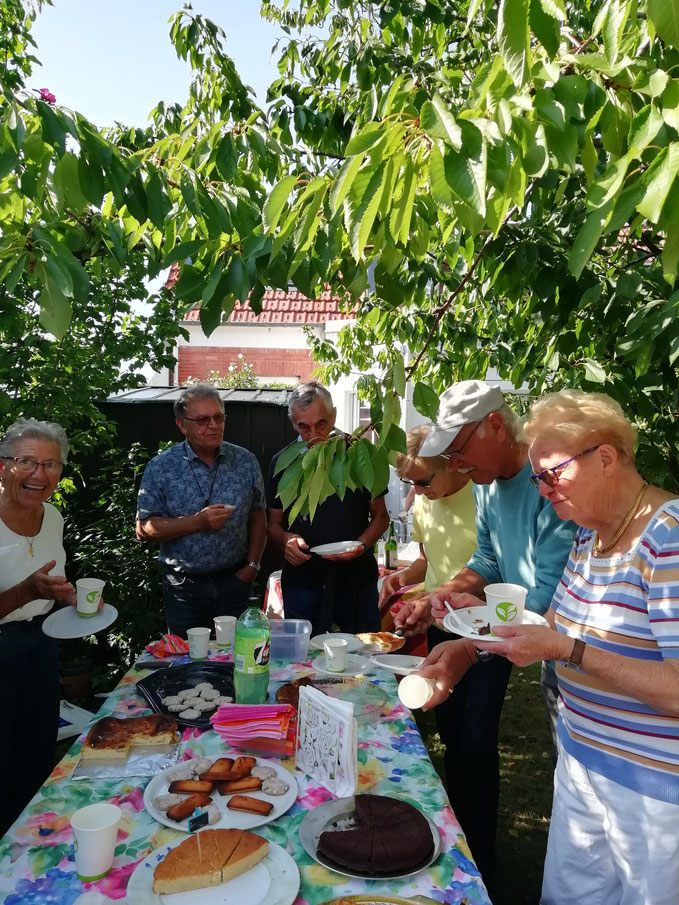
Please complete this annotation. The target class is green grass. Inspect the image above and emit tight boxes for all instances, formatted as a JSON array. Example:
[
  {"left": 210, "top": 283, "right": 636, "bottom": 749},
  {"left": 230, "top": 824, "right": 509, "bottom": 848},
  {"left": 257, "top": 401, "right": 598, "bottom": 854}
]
[{"left": 415, "top": 660, "right": 554, "bottom": 905}]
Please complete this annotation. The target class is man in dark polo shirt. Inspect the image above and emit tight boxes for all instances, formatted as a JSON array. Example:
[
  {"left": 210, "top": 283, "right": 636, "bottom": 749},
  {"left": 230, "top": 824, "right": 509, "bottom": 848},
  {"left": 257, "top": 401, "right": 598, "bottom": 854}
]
[
  {"left": 136, "top": 385, "right": 267, "bottom": 636},
  {"left": 267, "top": 382, "right": 389, "bottom": 635}
]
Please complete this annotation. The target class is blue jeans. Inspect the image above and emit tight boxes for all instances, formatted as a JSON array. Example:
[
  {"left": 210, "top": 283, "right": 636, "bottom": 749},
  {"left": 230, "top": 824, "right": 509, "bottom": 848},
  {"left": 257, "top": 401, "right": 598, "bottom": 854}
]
[
  {"left": 0, "top": 616, "right": 60, "bottom": 836},
  {"left": 162, "top": 569, "right": 253, "bottom": 638}
]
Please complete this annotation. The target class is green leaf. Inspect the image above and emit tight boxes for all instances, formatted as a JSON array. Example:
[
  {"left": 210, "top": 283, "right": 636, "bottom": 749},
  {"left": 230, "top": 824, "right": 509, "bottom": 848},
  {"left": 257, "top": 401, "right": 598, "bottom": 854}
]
[
  {"left": 215, "top": 133, "right": 237, "bottom": 180},
  {"left": 371, "top": 445, "right": 390, "bottom": 495},
  {"left": 393, "top": 353, "right": 406, "bottom": 397},
  {"left": 77, "top": 154, "right": 105, "bottom": 207},
  {"left": 344, "top": 162, "right": 387, "bottom": 262},
  {"left": 147, "top": 172, "right": 171, "bottom": 229},
  {"left": 53, "top": 152, "right": 89, "bottom": 211},
  {"left": 568, "top": 198, "right": 616, "bottom": 278},
  {"left": 583, "top": 358, "right": 607, "bottom": 383},
  {"left": 330, "top": 153, "right": 365, "bottom": 216},
  {"left": 36, "top": 101, "right": 65, "bottom": 154},
  {"left": 345, "top": 122, "right": 384, "bottom": 156},
  {"left": 274, "top": 440, "right": 305, "bottom": 476},
  {"left": 263, "top": 176, "right": 298, "bottom": 233},
  {"left": 628, "top": 105, "right": 664, "bottom": 157},
  {"left": 389, "top": 155, "right": 416, "bottom": 245},
  {"left": 353, "top": 440, "right": 374, "bottom": 488},
  {"left": 420, "top": 97, "right": 462, "bottom": 149},
  {"left": 637, "top": 145, "right": 679, "bottom": 222},
  {"left": 530, "top": 0, "right": 560, "bottom": 58},
  {"left": 429, "top": 145, "right": 456, "bottom": 214},
  {"left": 443, "top": 125, "right": 487, "bottom": 216},
  {"left": 413, "top": 381, "right": 440, "bottom": 419},
  {"left": 163, "top": 239, "right": 206, "bottom": 267},
  {"left": 498, "top": 0, "right": 531, "bottom": 87},
  {"left": 648, "top": 0, "right": 679, "bottom": 50},
  {"left": 39, "top": 275, "right": 72, "bottom": 339}
]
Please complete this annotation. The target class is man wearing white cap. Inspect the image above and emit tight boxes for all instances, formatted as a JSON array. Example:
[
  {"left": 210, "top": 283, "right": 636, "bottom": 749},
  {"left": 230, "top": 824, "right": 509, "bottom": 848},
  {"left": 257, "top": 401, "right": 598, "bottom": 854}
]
[{"left": 395, "top": 379, "right": 575, "bottom": 892}]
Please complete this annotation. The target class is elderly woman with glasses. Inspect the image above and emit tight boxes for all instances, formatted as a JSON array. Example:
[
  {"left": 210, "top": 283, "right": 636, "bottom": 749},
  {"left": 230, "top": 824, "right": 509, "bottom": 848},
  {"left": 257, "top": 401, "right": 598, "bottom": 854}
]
[
  {"left": 427, "top": 389, "right": 679, "bottom": 904},
  {"left": 0, "top": 418, "right": 75, "bottom": 835}
]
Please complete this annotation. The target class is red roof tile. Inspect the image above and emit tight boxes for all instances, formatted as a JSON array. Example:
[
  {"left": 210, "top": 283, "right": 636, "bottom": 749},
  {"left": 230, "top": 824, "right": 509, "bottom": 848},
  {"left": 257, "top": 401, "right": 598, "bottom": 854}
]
[{"left": 182, "top": 288, "right": 355, "bottom": 324}]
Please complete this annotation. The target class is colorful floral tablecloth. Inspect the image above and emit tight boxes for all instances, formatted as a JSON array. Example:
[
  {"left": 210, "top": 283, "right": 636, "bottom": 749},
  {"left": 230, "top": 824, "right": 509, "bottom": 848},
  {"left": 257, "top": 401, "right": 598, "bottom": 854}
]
[{"left": 0, "top": 653, "right": 491, "bottom": 905}]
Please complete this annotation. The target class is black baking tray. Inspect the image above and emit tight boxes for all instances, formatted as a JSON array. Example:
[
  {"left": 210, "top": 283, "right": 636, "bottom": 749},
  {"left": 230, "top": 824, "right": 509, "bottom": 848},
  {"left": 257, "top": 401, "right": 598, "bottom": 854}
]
[{"left": 136, "top": 661, "right": 234, "bottom": 730}]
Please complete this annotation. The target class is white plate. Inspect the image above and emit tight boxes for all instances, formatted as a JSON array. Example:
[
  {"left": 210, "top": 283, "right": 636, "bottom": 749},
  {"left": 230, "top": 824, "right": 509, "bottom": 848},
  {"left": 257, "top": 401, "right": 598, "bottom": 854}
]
[
  {"left": 298, "top": 795, "right": 441, "bottom": 880},
  {"left": 42, "top": 603, "right": 118, "bottom": 639},
  {"left": 371, "top": 654, "right": 425, "bottom": 676},
  {"left": 309, "top": 632, "right": 364, "bottom": 653},
  {"left": 442, "top": 608, "right": 549, "bottom": 642},
  {"left": 309, "top": 541, "right": 362, "bottom": 556},
  {"left": 143, "top": 755, "right": 297, "bottom": 833},
  {"left": 311, "top": 653, "right": 374, "bottom": 677},
  {"left": 126, "top": 835, "right": 299, "bottom": 905}
]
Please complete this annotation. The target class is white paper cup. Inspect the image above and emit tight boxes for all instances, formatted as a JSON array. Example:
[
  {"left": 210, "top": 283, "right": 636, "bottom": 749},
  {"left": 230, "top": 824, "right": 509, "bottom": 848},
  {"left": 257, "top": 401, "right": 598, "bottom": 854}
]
[
  {"left": 214, "top": 615, "right": 237, "bottom": 651},
  {"left": 187, "top": 626, "right": 210, "bottom": 660},
  {"left": 323, "top": 637, "right": 348, "bottom": 672},
  {"left": 71, "top": 802, "right": 121, "bottom": 881},
  {"left": 484, "top": 583, "right": 527, "bottom": 627},
  {"left": 398, "top": 675, "right": 436, "bottom": 710},
  {"left": 76, "top": 578, "right": 105, "bottom": 618}
]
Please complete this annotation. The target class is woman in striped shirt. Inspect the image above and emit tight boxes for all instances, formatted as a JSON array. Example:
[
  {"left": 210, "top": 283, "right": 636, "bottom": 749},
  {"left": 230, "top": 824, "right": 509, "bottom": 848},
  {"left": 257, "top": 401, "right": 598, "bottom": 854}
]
[{"left": 475, "top": 389, "right": 679, "bottom": 905}]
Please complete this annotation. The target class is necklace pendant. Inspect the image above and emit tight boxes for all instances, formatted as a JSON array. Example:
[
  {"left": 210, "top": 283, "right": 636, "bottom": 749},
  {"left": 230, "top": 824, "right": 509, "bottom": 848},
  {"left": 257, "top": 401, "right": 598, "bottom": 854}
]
[{"left": 28, "top": 541, "right": 34, "bottom": 557}]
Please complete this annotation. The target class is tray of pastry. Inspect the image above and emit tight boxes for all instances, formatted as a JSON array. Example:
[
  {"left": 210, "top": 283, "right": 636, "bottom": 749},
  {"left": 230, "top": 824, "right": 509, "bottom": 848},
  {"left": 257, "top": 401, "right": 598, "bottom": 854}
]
[{"left": 136, "top": 661, "right": 235, "bottom": 729}]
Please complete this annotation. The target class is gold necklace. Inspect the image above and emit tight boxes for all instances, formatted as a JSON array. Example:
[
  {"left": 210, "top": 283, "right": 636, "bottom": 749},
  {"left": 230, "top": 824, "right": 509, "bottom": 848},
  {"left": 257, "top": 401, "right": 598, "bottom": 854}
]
[
  {"left": 0, "top": 505, "right": 39, "bottom": 557},
  {"left": 594, "top": 481, "right": 648, "bottom": 555}
]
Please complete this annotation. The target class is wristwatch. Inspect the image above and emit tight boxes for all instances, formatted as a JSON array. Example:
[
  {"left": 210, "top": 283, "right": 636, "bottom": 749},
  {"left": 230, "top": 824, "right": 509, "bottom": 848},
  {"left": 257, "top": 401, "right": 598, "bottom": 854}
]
[
  {"left": 564, "top": 638, "right": 586, "bottom": 670},
  {"left": 475, "top": 649, "right": 494, "bottom": 663},
  {"left": 247, "top": 561, "right": 261, "bottom": 572}
]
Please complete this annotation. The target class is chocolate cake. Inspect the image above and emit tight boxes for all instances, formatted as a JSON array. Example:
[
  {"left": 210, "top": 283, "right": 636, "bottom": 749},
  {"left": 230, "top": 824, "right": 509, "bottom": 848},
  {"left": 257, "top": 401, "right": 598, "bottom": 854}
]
[{"left": 317, "top": 794, "right": 434, "bottom": 875}]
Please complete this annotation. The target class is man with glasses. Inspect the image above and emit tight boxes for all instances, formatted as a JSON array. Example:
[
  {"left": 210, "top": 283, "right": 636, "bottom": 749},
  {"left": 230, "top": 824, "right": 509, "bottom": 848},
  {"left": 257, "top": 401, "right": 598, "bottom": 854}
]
[
  {"left": 394, "top": 380, "right": 575, "bottom": 894},
  {"left": 136, "top": 385, "right": 267, "bottom": 636},
  {"left": 267, "top": 382, "right": 389, "bottom": 635}
]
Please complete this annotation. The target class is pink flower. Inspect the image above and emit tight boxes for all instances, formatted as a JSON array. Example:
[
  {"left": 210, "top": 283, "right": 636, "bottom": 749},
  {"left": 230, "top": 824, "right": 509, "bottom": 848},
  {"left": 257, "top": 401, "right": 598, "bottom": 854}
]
[
  {"left": 38, "top": 88, "right": 56, "bottom": 104},
  {"left": 16, "top": 812, "right": 72, "bottom": 846}
]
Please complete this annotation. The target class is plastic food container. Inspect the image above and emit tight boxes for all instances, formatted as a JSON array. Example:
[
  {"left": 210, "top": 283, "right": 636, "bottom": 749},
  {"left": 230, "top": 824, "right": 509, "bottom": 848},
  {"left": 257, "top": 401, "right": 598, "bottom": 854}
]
[{"left": 269, "top": 619, "right": 312, "bottom": 662}]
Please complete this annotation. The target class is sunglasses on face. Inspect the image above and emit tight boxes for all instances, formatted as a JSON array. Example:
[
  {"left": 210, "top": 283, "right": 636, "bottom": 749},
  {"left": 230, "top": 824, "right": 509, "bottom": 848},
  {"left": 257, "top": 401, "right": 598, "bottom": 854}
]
[
  {"left": 529, "top": 445, "right": 600, "bottom": 488},
  {"left": 182, "top": 413, "right": 225, "bottom": 428},
  {"left": 401, "top": 473, "right": 436, "bottom": 489}
]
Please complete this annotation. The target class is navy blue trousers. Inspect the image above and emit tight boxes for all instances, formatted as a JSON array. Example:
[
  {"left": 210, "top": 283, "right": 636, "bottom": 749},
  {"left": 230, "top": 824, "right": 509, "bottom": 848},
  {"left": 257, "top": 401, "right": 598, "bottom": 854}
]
[{"left": 0, "top": 617, "right": 60, "bottom": 837}]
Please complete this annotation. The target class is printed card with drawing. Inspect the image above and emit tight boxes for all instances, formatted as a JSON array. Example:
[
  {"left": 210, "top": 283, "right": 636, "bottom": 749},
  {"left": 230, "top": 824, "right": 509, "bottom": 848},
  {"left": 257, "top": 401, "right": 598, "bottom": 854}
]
[{"left": 295, "top": 686, "right": 357, "bottom": 798}]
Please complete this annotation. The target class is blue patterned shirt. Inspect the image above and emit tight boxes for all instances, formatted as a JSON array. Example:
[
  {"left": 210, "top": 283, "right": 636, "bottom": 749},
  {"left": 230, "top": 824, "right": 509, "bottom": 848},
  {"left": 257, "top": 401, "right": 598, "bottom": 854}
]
[{"left": 136, "top": 440, "right": 266, "bottom": 573}]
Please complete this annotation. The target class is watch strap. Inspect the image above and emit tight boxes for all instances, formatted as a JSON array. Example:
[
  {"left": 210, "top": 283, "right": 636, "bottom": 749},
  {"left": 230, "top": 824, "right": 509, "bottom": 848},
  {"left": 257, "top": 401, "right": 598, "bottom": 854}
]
[
  {"left": 247, "top": 560, "right": 261, "bottom": 572},
  {"left": 475, "top": 649, "right": 494, "bottom": 663},
  {"left": 564, "top": 638, "right": 586, "bottom": 670}
]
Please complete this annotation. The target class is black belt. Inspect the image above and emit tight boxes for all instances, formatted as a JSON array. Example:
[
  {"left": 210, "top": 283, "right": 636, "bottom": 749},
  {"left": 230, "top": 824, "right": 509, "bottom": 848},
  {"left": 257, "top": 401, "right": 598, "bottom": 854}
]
[{"left": 163, "top": 562, "right": 245, "bottom": 579}]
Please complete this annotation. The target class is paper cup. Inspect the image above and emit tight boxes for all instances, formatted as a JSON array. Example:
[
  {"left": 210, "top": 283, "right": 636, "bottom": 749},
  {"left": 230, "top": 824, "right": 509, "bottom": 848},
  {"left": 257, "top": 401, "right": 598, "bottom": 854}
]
[
  {"left": 323, "top": 637, "right": 348, "bottom": 672},
  {"left": 187, "top": 626, "right": 210, "bottom": 660},
  {"left": 76, "top": 578, "right": 105, "bottom": 618},
  {"left": 484, "top": 583, "right": 527, "bottom": 626},
  {"left": 398, "top": 674, "right": 436, "bottom": 710},
  {"left": 214, "top": 615, "right": 237, "bottom": 651},
  {"left": 71, "top": 802, "right": 121, "bottom": 881}
]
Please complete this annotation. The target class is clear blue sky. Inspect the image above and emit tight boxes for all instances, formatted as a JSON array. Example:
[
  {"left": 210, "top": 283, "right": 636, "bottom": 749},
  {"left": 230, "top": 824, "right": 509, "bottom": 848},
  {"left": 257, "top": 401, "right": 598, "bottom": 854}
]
[{"left": 31, "top": 1, "right": 282, "bottom": 127}]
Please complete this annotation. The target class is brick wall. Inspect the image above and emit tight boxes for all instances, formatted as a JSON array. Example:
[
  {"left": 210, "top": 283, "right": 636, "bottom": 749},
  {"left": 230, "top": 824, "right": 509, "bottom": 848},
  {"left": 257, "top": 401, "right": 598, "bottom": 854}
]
[{"left": 178, "top": 346, "right": 315, "bottom": 384}]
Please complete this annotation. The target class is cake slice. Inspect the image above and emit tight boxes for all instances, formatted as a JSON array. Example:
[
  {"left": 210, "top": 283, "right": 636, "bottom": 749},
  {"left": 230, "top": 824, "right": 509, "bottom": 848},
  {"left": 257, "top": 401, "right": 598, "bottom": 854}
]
[{"left": 222, "top": 830, "right": 268, "bottom": 882}]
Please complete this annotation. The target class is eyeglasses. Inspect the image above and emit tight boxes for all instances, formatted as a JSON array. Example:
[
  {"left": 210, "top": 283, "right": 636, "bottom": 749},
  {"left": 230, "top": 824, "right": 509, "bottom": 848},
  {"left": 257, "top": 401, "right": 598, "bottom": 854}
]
[
  {"left": 182, "top": 413, "right": 225, "bottom": 428},
  {"left": 445, "top": 421, "right": 482, "bottom": 460},
  {"left": 401, "top": 473, "right": 436, "bottom": 489},
  {"left": 529, "top": 445, "right": 600, "bottom": 488},
  {"left": 1, "top": 456, "right": 64, "bottom": 475}
]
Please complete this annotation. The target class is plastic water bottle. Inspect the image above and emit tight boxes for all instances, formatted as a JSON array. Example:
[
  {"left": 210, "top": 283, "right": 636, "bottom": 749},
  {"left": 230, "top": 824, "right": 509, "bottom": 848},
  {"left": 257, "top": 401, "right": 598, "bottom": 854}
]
[{"left": 234, "top": 598, "right": 271, "bottom": 704}]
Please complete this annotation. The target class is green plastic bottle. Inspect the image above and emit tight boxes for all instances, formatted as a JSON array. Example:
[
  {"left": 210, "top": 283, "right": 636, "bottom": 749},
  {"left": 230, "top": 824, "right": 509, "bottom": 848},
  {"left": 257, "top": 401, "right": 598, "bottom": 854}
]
[{"left": 234, "top": 598, "right": 271, "bottom": 704}]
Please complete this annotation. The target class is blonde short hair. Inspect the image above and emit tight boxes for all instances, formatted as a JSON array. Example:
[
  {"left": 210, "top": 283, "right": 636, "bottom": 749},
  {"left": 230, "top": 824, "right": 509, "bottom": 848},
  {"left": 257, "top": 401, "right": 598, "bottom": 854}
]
[
  {"left": 395, "top": 425, "right": 450, "bottom": 477},
  {"left": 524, "top": 389, "right": 637, "bottom": 464}
]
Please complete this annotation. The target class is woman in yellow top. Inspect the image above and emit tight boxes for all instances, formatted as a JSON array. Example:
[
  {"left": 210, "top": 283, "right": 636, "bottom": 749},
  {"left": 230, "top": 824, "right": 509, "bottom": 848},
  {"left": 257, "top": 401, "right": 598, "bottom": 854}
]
[{"left": 380, "top": 424, "right": 477, "bottom": 605}]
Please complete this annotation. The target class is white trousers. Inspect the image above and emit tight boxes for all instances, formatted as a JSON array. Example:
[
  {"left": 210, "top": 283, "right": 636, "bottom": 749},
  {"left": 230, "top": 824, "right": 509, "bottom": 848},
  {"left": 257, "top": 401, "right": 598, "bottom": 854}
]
[{"left": 541, "top": 746, "right": 679, "bottom": 905}]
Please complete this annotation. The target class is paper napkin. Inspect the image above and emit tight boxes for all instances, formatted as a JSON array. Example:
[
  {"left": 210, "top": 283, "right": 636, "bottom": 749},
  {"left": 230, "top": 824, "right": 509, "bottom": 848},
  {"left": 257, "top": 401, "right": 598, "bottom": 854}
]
[{"left": 295, "top": 685, "right": 357, "bottom": 798}]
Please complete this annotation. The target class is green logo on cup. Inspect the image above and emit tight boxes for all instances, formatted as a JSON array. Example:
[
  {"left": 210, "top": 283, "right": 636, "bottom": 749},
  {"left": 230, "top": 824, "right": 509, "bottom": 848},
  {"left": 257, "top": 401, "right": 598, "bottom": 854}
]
[
  {"left": 495, "top": 601, "right": 517, "bottom": 622},
  {"left": 86, "top": 590, "right": 99, "bottom": 605}
]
